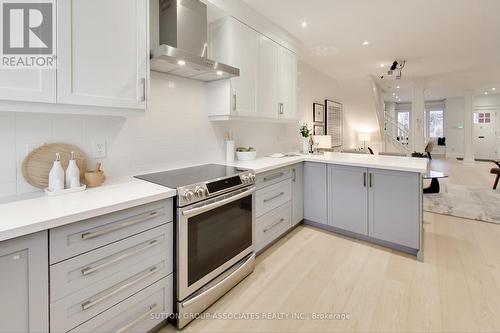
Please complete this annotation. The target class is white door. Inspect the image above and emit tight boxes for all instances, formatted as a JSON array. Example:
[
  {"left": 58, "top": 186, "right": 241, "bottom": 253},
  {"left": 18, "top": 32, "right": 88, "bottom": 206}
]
[
  {"left": 258, "top": 36, "right": 279, "bottom": 118},
  {"left": 57, "top": 0, "right": 148, "bottom": 109},
  {"left": 473, "top": 111, "right": 498, "bottom": 160},
  {"left": 278, "top": 47, "right": 297, "bottom": 120}
]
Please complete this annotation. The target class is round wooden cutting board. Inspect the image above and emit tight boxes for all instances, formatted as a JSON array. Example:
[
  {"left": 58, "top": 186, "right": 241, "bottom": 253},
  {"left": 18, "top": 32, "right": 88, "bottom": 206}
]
[{"left": 22, "top": 143, "right": 88, "bottom": 189}]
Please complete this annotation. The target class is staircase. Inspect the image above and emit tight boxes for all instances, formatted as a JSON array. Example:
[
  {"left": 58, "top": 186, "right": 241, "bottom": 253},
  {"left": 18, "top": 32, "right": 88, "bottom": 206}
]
[
  {"left": 383, "top": 111, "right": 411, "bottom": 154},
  {"left": 370, "top": 78, "right": 411, "bottom": 155}
]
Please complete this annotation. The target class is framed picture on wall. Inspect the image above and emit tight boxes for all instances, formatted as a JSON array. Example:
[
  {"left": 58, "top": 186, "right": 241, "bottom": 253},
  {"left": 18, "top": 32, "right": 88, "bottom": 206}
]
[
  {"left": 314, "top": 125, "right": 325, "bottom": 135},
  {"left": 325, "top": 99, "right": 343, "bottom": 147},
  {"left": 313, "top": 103, "right": 325, "bottom": 123}
]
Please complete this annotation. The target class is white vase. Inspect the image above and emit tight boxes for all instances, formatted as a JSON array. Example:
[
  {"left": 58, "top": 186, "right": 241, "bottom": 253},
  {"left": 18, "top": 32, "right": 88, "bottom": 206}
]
[{"left": 302, "top": 137, "right": 309, "bottom": 154}]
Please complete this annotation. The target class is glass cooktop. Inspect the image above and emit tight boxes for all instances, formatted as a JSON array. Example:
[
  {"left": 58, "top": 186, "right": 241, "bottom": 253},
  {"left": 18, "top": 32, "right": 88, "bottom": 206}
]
[{"left": 134, "top": 164, "right": 248, "bottom": 189}]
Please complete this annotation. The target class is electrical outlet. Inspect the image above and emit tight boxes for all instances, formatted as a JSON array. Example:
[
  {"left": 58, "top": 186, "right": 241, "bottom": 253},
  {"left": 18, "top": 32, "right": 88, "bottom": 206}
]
[{"left": 92, "top": 140, "right": 106, "bottom": 158}]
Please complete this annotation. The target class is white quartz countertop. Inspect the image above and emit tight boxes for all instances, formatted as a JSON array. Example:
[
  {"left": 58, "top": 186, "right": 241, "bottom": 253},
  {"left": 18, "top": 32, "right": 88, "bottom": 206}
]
[
  {"left": 0, "top": 152, "right": 427, "bottom": 243},
  {"left": 231, "top": 152, "right": 428, "bottom": 174},
  {"left": 0, "top": 178, "right": 176, "bottom": 242}
]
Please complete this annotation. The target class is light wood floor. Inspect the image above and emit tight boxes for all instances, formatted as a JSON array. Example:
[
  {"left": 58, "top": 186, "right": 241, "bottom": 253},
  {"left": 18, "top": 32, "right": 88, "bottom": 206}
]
[{"left": 161, "top": 159, "right": 500, "bottom": 333}]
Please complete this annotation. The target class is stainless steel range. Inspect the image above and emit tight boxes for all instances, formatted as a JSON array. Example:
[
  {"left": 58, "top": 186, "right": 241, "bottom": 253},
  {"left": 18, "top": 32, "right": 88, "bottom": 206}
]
[{"left": 135, "top": 164, "right": 256, "bottom": 328}]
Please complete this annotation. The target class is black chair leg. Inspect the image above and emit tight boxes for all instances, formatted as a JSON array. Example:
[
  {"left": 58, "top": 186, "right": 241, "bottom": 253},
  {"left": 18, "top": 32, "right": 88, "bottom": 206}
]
[
  {"left": 494, "top": 175, "right": 500, "bottom": 190},
  {"left": 424, "top": 178, "right": 440, "bottom": 193}
]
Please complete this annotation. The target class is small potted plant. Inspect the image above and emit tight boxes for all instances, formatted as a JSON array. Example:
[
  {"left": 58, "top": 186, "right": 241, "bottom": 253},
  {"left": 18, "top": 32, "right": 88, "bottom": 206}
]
[
  {"left": 411, "top": 151, "right": 427, "bottom": 158},
  {"left": 299, "top": 124, "right": 311, "bottom": 153},
  {"left": 236, "top": 146, "right": 257, "bottom": 161}
]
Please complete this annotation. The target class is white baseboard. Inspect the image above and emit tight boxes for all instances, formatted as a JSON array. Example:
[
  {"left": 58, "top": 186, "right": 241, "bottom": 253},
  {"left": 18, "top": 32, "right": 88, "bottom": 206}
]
[{"left": 445, "top": 153, "right": 464, "bottom": 159}]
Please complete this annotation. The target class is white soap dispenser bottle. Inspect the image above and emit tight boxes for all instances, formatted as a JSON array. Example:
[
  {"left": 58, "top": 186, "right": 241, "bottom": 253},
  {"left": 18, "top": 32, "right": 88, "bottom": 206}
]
[
  {"left": 48, "top": 153, "right": 65, "bottom": 191},
  {"left": 65, "top": 151, "right": 80, "bottom": 188}
]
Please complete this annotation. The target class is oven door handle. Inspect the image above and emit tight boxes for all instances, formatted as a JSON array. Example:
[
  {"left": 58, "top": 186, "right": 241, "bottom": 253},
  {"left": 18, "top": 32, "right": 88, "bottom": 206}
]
[{"left": 182, "top": 187, "right": 255, "bottom": 217}]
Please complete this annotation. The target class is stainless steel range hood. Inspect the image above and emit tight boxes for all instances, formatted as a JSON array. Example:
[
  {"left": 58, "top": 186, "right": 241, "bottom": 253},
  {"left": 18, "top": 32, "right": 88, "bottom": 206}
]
[{"left": 151, "top": 0, "right": 240, "bottom": 82}]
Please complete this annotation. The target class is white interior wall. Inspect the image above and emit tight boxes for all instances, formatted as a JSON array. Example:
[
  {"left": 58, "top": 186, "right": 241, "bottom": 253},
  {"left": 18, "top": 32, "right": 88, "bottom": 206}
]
[
  {"left": 289, "top": 61, "right": 342, "bottom": 146},
  {"left": 444, "top": 94, "right": 500, "bottom": 159},
  {"left": 445, "top": 97, "right": 465, "bottom": 158},
  {"left": 340, "top": 78, "right": 381, "bottom": 149}
]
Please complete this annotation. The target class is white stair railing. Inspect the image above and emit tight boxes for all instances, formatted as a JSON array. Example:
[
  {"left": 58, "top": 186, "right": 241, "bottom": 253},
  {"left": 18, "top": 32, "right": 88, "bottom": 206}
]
[{"left": 383, "top": 111, "right": 410, "bottom": 153}]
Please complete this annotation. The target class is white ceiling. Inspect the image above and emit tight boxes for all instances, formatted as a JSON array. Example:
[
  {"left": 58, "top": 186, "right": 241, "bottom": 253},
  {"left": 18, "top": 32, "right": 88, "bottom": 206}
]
[{"left": 243, "top": 0, "right": 500, "bottom": 100}]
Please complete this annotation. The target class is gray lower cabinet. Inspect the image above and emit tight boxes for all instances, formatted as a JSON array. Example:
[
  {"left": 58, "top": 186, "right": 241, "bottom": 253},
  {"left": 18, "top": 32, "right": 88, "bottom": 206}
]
[
  {"left": 327, "top": 165, "right": 368, "bottom": 235},
  {"left": 0, "top": 232, "right": 49, "bottom": 333},
  {"left": 67, "top": 276, "right": 172, "bottom": 333},
  {"left": 291, "top": 163, "right": 304, "bottom": 226},
  {"left": 304, "top": 162, "right": 327, "bottom": 225},
  {"left": 368, "top": 168, "right": 421, "bottom": 249},
  {"left": 324, "top": 164, "right": 421, "bottom": 251},
  {"left": 49, "top": 199, "right": 174, "bottom": 333}
]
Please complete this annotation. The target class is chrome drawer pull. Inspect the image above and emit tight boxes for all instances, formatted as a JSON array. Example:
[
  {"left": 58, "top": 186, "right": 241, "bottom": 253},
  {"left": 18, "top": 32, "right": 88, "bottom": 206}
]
[
  {"left": 263, "top": 172, "right": 284, "bottom": 182},
  {"left": 264, "top": 218, "right": 285, "bottom": 233},
  {"left": 115, "top": 303, "right": 158, "bottom": 333},
  {"left": 81, "top": 239, "right": 160, "bottom": 276},
  {"left": 81, "top": 266, "right": 159, "bottom": 311},
  {"left": 263, "top": 192, "right": 285, "bottom": 203},
  {"left": 81, "top": 211, "right": 161, "bottom": 240}
]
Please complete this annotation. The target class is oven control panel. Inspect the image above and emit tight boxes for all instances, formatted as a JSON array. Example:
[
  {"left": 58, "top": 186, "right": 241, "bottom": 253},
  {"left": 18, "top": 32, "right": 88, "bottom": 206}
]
[{"left": 178, "top": 171, "right": 255, "bottom": 206}]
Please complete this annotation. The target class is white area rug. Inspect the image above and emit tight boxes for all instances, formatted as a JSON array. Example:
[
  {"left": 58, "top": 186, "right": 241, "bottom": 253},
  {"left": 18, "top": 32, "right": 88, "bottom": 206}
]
[{"left": 424, "top": 184, "right": 500, "bottom": 224}]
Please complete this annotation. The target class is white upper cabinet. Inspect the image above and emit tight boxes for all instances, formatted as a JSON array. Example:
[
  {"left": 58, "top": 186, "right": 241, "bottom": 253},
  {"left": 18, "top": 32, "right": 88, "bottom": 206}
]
[
  {"left": 258, "top": 36, "right": 280, "bottom": 119},
  {"left": 209, "top": 17, "right": 259, "bottom": 117},
  {"left": 0, "top": 2, "right": 56, "bottom": 104},
  {"left": 208, "top": 15, "right": 298, "bottom": 122},
  {"left": 258, "top": 37, "right": 297, "bottom": 120},
  {"left": 278, "top": 47, "right": 297, "bottom": 120},
  {"left": 0, "top": 69, "right": 56, "bottom": 104},
  {"left": 57, "top": 0, "right": 148, "bottom": 109}
]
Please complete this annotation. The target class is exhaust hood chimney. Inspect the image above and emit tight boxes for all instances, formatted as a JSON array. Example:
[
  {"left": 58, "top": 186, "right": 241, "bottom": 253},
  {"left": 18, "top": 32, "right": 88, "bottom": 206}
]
[{"left": 151, "top": 0, "right": 240, "bottom": 82}]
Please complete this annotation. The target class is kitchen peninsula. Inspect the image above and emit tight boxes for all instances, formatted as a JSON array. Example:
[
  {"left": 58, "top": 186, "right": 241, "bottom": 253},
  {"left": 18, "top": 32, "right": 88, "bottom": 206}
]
[{"left": 232, "top": 152, "right": 427, "bottom": 259}]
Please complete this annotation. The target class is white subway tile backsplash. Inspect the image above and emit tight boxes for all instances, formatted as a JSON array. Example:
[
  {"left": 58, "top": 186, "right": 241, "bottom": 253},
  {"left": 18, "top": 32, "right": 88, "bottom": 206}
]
[
  {"left": 52, "top": 114, "right": 86, "bottom": 147},
  {"left": 0, "top": 114, "right": 16, "bottom": 184},
  {"left": 0, "top": 73, "right": 300, "bottom": 199},
  {"left": 0, "top": 182, "right": 16, "bottom": 198}
]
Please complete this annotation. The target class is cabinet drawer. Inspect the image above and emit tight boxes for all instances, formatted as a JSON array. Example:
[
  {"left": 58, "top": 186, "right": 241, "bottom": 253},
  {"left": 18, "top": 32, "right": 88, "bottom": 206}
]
[
  {"left": 68, "top": 275, "right": 172, "bottom": 333},
  {"left": 50, "top": 199, "right": 173, "bottom": 264},
  {"left": 256, "top": 167, "right": 292, "bottom": 189},
  {"left": 255, "top": 179, "right": 292, "bottom": 217},
  {"left": 50, "top": 253, "right": 170, "bottom": 332},
  {"left": 50, "top": 223, "right": 172, "bottom": 302},
  {"left": 256, "top": 202, "right": 291, "bottom": 252}
]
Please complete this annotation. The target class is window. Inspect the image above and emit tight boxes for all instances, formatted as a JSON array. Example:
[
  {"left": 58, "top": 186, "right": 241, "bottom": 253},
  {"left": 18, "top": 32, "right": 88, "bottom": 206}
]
[
  {"left": 428, "top": 110, "right": 444, "bottom": 138},
  {"left": 397, "top": 111, "right": 410, "bottom": 137},
  {"left": 473, "top": 112, "right": 491, "bottom": 124}
]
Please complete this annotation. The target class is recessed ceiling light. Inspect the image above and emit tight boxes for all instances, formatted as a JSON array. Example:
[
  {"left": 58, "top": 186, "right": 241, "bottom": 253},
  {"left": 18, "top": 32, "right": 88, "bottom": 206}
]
[
  {"left": 396, "top": 85, "right": 400, "bottom": 89},
  {"left": 177, "top": 60, "right": 186, "bottom": 66},
  {"left": 493, "top": 87, "right": 497, "bottom": 91},
  {"left": 485, "top": 92, "right": 489, "bottom": 95},
  {"left": 301, "top": 21, "right": 307, "bottom": 28},
  {"left": 398, "top": 98, "right": 401, "bottom": 102},
  {"left": 392, "top": 93, "right": 396, "bottom": 96},
  {"left": 362, "top": 40, "right": 370, "bottom": 46},
  {"left": 216, "top": 70, "right": 223, "bottom": 76}
]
